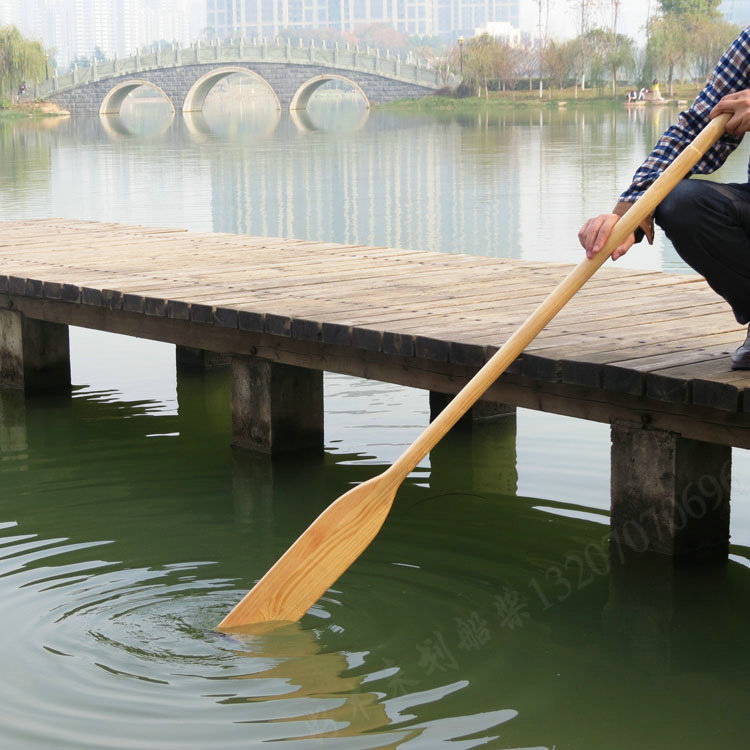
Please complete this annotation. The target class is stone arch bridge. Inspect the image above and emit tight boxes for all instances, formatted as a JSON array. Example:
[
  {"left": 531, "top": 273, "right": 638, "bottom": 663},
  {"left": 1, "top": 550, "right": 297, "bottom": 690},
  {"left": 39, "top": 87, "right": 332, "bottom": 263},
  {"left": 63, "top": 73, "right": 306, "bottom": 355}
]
[{"left": 35, "top": 39, "right": 450, "bottom": 116}]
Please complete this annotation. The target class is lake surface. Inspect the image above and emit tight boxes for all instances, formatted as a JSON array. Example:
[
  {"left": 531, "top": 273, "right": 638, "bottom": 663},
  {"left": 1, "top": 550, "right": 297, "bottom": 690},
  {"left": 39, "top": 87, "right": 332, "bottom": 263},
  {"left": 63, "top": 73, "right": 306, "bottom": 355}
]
[{"left": 2, "top": 94, "right": 750, "bottom": 748}]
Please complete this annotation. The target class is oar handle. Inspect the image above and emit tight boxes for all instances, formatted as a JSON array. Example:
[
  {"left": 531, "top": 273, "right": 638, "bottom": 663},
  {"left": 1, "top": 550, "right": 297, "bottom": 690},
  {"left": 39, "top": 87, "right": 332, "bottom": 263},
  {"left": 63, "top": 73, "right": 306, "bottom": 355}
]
[{"left": 388, "top": 113, "right": 730, "bottom": 480}]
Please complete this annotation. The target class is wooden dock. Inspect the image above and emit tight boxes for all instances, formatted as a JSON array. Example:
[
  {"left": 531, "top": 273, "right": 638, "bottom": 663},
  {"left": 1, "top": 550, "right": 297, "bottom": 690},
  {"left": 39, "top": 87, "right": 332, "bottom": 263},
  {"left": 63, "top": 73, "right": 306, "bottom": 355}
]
[{"left": 1, "top": 218, "right": 747, "bottom": 561}]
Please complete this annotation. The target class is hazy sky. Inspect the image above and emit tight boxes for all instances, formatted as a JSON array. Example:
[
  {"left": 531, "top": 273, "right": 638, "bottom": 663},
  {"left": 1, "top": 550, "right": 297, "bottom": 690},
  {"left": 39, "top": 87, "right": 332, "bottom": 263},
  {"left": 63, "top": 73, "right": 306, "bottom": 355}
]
[{"left": 519, "top": 0, "right": 654, "bottom": 40}]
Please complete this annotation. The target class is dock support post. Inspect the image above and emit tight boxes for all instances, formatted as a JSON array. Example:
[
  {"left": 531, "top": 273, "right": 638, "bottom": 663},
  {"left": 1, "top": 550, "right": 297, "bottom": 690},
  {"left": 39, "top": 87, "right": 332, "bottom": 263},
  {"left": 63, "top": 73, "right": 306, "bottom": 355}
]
[
  {"left": 429, "top": 391, "right": 515, "bottom": 427},
  {"left": 0, "top": 389, "right": 27, "bottom": 454},
  {"left": 610, "top": 421, "right": 731, "bottom": 560},
  {"left": 176, "top": 345, "right": 229, "bottom": 370},
  {"left": 231, "top": 356, "right": 323, "bottom": 454},
  {"left": 0, "top": 310, "right": 70, "bottom": 393}
]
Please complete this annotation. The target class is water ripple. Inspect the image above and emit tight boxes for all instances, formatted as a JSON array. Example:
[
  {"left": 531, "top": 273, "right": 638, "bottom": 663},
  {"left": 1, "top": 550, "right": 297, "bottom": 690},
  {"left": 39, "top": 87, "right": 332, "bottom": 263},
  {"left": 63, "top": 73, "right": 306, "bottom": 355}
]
[{"left": 0, "top": 523, "right": 525, "bottom": 749}]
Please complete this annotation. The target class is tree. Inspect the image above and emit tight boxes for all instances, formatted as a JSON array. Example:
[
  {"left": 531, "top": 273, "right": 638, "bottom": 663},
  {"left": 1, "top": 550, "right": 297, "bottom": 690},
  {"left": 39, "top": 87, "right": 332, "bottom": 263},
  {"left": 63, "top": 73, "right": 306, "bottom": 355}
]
[
  {"left": 544, "top": 40, "right": 572, "bottom": 90},
  {"left": 567, "top": 0, "right": 602, "bottom": 90},
  {"left": 495, "top": 43, "right": 521, "bottom": 92},
  {"left": 420, "top": 45, "right": 453, "bottom": 84},
  {"left": 356, "top": 23, "right": 409, "bottom": 51},
  {"left": 565, "top": 34, "right": 589, "bottom": 96},
  {"left": 535, "top": 0, "right": 551, "bottom": 95},
  {"left": 658, "top": 0, "right": 721, "bottom": 15},
  {"left": 71, "top": 54, "right": 91, "bottom": 68},
  {"left": 647, "top": 13, "right": 691, "bottom": 95},
  {"left": 584, "top": 28, "right": 610, "bottom": 89},
  {"left": 605, "top": 33, "right": 636, "bottom": 95},
  {"left": 608, "top": 0, "right": 622, "bottom": 94},
  {"left": 461, "top": 34, "right": 516, "bottom": 99},
  {"left": 0, "top": 26, "right": 47, "bottom": 104},
  {"left": 684, "top": 14, "right": 740, "bottom": 79},
  {"left": 516, "top": 47, "right": 539, "bottom": 91},
  {"left": 463, "top": 34, "right": 497, "bottom": 99}
]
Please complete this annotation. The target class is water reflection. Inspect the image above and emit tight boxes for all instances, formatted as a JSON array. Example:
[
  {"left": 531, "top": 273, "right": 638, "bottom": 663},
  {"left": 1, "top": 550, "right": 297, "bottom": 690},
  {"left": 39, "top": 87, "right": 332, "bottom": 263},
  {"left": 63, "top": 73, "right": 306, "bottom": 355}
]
[
  {"left": 182, "top": 108, "right": 281, "bottom": 142},
  {"left": 0, "top": 389, "right": 27, "bottom": 455},
  {"left": 290, "top": 103, "right": 370, "bottom": 133},
  {"left": 100, "top": 110, "right": 175, "bottom": 139}
]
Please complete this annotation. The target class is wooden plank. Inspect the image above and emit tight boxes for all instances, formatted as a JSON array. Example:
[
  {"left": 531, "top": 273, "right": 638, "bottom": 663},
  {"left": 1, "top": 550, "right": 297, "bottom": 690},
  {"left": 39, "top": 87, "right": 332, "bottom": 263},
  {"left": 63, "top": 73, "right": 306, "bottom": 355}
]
[
  {"left": 556, "top": 329, "right": 744, "bottom": 391},
  {"left": 646, "top": 359, "right": 750, "bottom": 409}
]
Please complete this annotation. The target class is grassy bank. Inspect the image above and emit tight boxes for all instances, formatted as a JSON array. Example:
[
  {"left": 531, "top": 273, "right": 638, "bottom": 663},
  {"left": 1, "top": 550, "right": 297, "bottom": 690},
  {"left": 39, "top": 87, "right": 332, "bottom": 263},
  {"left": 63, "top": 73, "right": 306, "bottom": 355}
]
[
  {"left": 0, "top": 109, "right": 27, "bottom": 120},
  {"left": 0, "top": 101, "right": 69, "bottom": 119},
  {"left": 380, "top": 83, "right": 703, "bottom": 112}
]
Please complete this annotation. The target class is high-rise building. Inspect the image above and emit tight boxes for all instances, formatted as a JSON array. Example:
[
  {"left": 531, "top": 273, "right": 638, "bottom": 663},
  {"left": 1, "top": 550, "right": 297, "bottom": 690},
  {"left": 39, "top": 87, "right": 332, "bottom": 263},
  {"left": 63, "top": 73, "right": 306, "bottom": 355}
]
[
  {"left": 0, "top": 0, "right": 20, "bottom": 26},
  {"left": 1, "top": 0, "right": 202, "bottom": 64},
  {"left": 722, "top": 0, "right": 750, "bottom": 26},
  {"left": 207, "top": 0, "right": 519, "bottom": 39}
]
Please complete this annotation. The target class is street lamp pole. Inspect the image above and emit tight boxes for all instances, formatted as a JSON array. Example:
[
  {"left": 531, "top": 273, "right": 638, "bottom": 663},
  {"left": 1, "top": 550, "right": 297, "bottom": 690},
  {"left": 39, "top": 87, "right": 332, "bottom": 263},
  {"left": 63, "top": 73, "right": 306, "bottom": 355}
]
[{"left": 458, "top": 36, "right": 464, "bottom": 75}]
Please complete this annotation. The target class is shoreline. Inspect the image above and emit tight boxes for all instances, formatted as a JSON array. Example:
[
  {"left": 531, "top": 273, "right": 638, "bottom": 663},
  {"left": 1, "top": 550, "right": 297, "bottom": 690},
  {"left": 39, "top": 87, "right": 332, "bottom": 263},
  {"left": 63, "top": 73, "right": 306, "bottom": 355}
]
[
  {"left": 378, "top": 90, "right": 696, "bottom": 112},
  {"left": 0, "top": 101, "right": 70, "bottom": 120}
]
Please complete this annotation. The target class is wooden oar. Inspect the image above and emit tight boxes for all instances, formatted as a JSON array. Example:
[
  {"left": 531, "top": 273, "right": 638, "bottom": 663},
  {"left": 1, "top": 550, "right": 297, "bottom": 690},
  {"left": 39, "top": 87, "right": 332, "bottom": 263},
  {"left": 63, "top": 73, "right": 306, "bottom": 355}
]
[{"left": 218, "top": 113, "right": 730, "bottom": 631}]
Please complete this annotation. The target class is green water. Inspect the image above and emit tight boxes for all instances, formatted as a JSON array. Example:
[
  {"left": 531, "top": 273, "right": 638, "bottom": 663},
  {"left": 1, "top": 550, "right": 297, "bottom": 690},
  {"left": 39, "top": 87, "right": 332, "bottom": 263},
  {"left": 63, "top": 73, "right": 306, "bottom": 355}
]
[{"left": 2, "top": 95, "right": 750, "bottom": 748}]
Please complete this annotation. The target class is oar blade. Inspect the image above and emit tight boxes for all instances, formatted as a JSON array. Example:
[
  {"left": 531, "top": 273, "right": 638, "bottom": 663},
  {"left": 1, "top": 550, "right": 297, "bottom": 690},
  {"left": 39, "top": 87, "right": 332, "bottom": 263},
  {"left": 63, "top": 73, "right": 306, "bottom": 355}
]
[{"left": 218, "top": 473, "right": 398, "bottom": 631}]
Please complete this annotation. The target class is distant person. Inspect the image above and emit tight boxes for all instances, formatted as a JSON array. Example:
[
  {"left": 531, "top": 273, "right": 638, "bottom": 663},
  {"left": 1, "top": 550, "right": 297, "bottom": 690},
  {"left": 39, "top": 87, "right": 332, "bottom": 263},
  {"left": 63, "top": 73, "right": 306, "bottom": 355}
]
[
  {"left": 578, "top": 28, "right": 750, "bottom": 369},
  {"left": 652, "top": 78, "right": 662, "bottom": 100},
  {"left": 627, "top": 90, "right": 638, "bottom": 103},
  {"left": 17, "top": 81, "right": 26, "bottom": 97},
  {"left": 637, "top": 87, "right": 647, "bottom": 101}
]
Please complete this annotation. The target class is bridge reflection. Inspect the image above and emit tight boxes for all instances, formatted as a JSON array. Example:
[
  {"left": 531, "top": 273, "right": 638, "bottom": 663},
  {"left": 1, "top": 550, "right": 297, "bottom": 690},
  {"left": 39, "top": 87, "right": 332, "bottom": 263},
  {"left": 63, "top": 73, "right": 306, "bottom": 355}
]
[
  {"left": 289, "top": 105, "right": 369, "bottom": 133},
  {"left": 100, "top": 110, "right": 175, "bottom": 139},
  {"left": 181, "top": 109, "right": 282, "bottom": 142}
]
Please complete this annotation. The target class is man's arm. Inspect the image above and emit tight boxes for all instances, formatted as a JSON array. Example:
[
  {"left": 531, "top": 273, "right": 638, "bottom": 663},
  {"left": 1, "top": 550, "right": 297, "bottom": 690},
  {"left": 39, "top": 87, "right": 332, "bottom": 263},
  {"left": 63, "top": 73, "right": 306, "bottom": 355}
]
[{"left": 580, "top": 28, "right": 750, "bottom": 260}]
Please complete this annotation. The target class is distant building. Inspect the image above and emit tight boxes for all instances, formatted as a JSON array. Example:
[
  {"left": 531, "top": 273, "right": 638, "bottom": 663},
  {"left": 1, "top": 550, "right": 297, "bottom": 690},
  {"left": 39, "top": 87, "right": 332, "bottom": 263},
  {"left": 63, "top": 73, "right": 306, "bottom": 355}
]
[
  {"left": 474, "top": 20, "right": 522, "bottom": 46},
  {"left": 722, "top": 0, "right": 750, "bottom": 26},
  {"left": 0, "top": 0, "right": 201, "bottom": 64},
  {"left": 206, "top": 0, "right": 520, "bottom": 39},
  {"left": 0, "top": 0, "right": 20, "bottom": 26}
]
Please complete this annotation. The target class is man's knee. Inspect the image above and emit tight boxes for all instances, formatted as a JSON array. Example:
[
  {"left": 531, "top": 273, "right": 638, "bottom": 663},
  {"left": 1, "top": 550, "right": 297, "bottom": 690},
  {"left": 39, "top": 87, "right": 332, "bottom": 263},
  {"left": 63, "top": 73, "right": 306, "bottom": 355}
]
[{"left": 654, "top": 178, "right": 709, "bottom": 235}]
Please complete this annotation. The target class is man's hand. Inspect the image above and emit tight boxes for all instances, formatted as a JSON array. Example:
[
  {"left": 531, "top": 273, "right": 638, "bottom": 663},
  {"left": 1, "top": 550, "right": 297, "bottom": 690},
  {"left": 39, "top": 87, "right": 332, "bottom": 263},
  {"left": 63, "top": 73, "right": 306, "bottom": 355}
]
[
  {"left": 578, "top": 213, "right": 636, "bottom": 261},
  {"left": 711, "top": 90, "right": 750, "bottom": 136}
]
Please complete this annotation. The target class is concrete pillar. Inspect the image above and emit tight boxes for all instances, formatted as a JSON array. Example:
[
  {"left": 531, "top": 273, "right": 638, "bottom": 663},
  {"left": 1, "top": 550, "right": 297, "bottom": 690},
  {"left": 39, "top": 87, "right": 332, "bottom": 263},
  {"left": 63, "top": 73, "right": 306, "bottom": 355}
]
[
  {"left": 176, "top": 345, "right": 229, "bottom": 370},
  {"left": 610, "top": 421, "right": 731, "bottom": 561},
  {"left": 0, "top": 309, "right": 71, "bottom": 393},
  {"left": 231, "top": 356, "right": 323, "bottom": 455},
  {"left": 429, "top": 390, "right": 515, "bottom": 428}
]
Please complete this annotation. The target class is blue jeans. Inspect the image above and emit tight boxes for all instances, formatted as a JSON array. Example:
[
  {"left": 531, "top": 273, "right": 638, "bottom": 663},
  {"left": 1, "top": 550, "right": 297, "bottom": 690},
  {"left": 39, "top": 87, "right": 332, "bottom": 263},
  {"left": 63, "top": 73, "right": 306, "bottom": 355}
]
[{"left": 655, "top": 178, "right": 750, "bottom": 324}]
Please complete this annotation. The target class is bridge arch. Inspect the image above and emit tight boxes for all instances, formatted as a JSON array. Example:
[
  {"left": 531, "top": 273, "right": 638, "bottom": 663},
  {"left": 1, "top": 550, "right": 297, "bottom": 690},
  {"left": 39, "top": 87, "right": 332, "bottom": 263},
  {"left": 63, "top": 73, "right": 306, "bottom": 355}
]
[
  {"left": 182, "top": 67, "right": 280, "bottom": 112},
  {"left": 99, "top": 79, "right": 175, "bottom": 116},
  {"left": 289, "top": 74, "right": 370, "bottom": 111}
]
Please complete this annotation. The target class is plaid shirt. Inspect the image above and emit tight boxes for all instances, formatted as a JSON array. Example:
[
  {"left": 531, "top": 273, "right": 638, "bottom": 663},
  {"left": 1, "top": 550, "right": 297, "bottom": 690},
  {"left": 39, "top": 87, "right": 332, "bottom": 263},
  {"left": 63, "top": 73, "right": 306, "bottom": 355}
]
[{"left": 620, "top": 28, "right": 750, "bottom": 204}]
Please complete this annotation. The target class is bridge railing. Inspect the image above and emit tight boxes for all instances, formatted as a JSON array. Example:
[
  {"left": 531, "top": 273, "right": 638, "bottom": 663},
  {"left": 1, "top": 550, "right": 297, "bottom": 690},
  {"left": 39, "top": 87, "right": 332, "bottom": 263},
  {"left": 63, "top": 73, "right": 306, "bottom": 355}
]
[{"left": 34, "top": 39, "right": 458, "bottom": 99}]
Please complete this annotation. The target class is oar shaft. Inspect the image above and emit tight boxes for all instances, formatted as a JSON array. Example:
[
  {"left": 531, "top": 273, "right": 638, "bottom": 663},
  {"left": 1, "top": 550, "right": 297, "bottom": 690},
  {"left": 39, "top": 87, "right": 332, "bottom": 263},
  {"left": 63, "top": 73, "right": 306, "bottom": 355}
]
[{"left": 388, "top": 113, "right": 730, "bottom": 481}]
